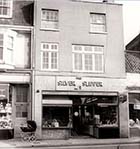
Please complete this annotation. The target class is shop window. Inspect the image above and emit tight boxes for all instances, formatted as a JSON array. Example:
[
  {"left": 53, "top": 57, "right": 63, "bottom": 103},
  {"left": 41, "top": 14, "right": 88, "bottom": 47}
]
[
  {"left": 42, "top": 107, "right": 71, "bottom": 128},
  {"left": 15, "top": 85, "right": 29, "bottom": 118},
  {"left": 72, "top": 44, "right": 104, "bottom": 72},
  {"left": 0, "top": 84, "right": 13, "bottom": 129},
  {"left": 129, "top": 93, "right": 140, "bottom": 127},
  {"left": 90, "top": 13, "right": 106, "bottom": 33},
  {"left": 83, "top": 96, "right": 118, "bottom": 126},
  {"left": 0, "top": 0, "right": 13, "bottom": 18},
  {"left": 41, "top": 9, "right": 59, "bottom": 30},
  {"left": 41, "top": 43, "right": 58, "bottom": 70}
]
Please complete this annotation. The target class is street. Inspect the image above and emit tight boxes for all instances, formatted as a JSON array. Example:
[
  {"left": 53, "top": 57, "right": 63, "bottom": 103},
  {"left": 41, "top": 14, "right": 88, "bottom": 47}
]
[{"left": 1, "top": 143, "right": 140, "bottom": 149}]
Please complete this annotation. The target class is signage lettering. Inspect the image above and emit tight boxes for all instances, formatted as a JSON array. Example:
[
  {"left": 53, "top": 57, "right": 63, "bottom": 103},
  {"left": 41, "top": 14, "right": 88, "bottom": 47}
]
[
  {"left": 57, "top": 81, "right": 76, "bottom": 87},
  {"left": 57, "top": 80, "right": 103, "bottom": 88},
  {"left": 82, "top": 81, "right": 103, "bottom": 87}
]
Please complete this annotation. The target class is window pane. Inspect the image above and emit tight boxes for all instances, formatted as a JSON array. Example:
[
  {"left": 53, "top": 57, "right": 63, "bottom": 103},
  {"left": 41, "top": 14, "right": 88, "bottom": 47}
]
[
  {"left": 74, "top": 53, "right": 82, "bottom": 70},
  {"left": 16, "top": 86, "right": 28, "bottom": 102},
  {"left": 95, "top": 54, "right": 103, "bottom": 71},
  {"left": 51, "top": 52, "right": 57, "bottom": 69},
  {"left": 90, "top": 24, "right": 105, "bottom": 32},
  {"left": 16, "top": 105, "right": 27, "bottom": 118},
  {"left": 42, "top": 51, "right": 49, "bottom": 69},
  {"left": 85, "top": 54, "right": 92, "bottom": 71},
  {"left": 0, "top": 34, "right": 3, "bottom": 60}
]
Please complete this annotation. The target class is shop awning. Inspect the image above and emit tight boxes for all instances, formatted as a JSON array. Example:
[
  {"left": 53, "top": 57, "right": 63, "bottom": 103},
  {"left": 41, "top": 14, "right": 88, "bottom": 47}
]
[{"left": 42, "top": 99, "right": 72, "bottom": 107}]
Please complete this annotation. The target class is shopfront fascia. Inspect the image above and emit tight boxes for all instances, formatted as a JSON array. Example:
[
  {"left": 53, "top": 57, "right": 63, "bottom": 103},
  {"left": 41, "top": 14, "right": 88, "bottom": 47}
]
[{"left": 39, "top": 76, "right": 128, "bottom": 139}]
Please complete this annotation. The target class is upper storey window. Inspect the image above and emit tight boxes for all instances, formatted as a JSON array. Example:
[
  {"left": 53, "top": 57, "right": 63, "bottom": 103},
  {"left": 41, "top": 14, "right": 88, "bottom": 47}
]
[
  {"left": 41, "top": 9, "right": 59, "bottom": 30},
  {"left": 41, "top": 43, "right": 58, "bottom": 71},
  {"left": 0, "top": 29, "right": 16, "bottom": 66},
  {"left": 72, "top": 45, "right": 104, "bottom": 73},
  {"left": 90, "top": 13, "right": 106, "bottom": 33},
  {"left": 0, "top": 0, "right": 13, "bottom": 18}
]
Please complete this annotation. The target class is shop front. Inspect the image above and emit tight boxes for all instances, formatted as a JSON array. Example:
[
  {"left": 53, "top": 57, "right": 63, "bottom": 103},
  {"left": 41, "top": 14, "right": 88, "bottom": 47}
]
[
  {"left": 0, "top": 73, "right": 31, "bottom": 139},
  {"left": 0, "top": 84, "right": 13, "bottom": 139},
  {"left": 126, "top": 73, "right": 140, "bottom": 138},
  {"left": 34, "top": 75, "right": 128, "bottom": 139}
]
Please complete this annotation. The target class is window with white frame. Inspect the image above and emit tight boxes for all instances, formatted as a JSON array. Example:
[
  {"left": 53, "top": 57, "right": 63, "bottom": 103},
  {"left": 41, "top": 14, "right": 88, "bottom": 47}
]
[
  {"left": 41, "top": 43, "right": 58, "bottom": 70},
  {"left": 0, "top": 0, "right": 13, "bottom": 18},
  {"left": 90, "top": 13, "right": 106, "bottom": 33},
  {"left": 41, "top": 9, "right": 59, "bottom": 30},
  {"left": 0, "top": 29, "right": 16, "bottom": 65},
  {"left": 72, "top": 45, "right": 104, "bottom": 72}
]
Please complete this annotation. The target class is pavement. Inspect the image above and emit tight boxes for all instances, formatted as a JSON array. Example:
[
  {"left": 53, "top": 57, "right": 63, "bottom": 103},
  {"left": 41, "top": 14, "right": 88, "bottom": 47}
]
[{"left": 0, "top": 137, "right": 140, "bottom": 148}]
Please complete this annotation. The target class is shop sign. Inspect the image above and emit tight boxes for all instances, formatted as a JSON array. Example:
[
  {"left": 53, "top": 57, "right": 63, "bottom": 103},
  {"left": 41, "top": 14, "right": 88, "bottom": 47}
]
[{"left": 56, "top": 77, "right": 103, "bottom": 91}]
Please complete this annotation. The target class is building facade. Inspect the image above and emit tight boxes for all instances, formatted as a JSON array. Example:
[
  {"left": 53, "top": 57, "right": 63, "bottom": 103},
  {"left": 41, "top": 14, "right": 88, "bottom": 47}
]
[
  {"left": 33, "top": 0, "right": 128, "bottom": 139},
  {"left": 0, "top": 0, "right": 34, "bottom": 139}
]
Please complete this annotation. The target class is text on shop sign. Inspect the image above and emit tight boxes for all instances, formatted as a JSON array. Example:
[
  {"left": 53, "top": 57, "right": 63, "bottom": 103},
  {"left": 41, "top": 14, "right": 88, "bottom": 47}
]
[{"left": 57, "top": 81, "right": 103, "bottom": 87}]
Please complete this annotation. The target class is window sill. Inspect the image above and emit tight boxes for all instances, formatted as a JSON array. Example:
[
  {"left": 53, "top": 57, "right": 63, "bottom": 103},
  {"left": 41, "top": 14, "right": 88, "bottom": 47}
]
[
  {"left": 0, "top": 16, "right": 12, "bottom": 19},
  {"left": 40, "top": 28, "right": 60, "bottom": 32},
  {"left": 89, "top": 31, "right": 107, "bottom": 35},
  {"left": 72, "top": 70, "right": 104, "bottom": 74}
]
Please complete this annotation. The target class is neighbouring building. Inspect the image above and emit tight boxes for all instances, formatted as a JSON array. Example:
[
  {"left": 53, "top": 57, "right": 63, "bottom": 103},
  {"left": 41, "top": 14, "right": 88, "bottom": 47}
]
[
  {"left": 125, "top": 33, "right": 140, "bottom": 137},
  {"left": 33, "top": 0, "right": 128, "bottom": 139},
  {"left": 0, "top": 0, "right": 34, "bottom": 139}
]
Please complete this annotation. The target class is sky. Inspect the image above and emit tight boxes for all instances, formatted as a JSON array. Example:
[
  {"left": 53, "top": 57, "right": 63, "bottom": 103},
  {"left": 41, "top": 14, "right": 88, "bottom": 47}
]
[{"left": 115, "top": 0, "right": 140, "bottom": 45}]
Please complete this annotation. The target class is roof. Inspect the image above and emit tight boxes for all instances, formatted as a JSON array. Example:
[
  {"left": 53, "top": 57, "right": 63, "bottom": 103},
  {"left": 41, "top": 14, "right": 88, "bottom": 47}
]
[
  {"left": 125, "top": 52, "right": 140, "bottom": 73},
  {"left": 126, "top": 33, "right": 140, "bottom": 51}
]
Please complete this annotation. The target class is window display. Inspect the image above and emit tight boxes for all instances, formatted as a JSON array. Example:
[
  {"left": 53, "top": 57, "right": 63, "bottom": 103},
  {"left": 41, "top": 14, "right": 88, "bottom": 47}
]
[
  {"left": 83, "top": 96, "right": 118, "bottom": 127},
  {"left": 94, "top": 105, "right": 118, "bottom": 126},
  {"left": 42, "top": 107, "right": 72, "bottom": 128},
  {"left": 129, "top": 93, "right": 140, "bottom": 128},
  {"left": 0, "top": 101, "right": 12, "bottom": 129}
]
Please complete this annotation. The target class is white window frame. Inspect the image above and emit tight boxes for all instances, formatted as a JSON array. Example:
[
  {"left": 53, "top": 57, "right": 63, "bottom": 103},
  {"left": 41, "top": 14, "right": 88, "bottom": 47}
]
[
  {"left": 41, "top": 42, "right": 58, "bottom": 71},
  {"left": 72, "top": 44, "right": 104, "bottom": 73},
  {"left": 90, "top": 13, "right": 106, "bottom": 33},
  {"left": 41, "top": 9, "right": 59, "bottom": 30},
  {"left": 0, "top": 29, "right": 16, "bottom": 66},
  {"left": 0, "top": 0, "right": 13, "bottom": 18}
]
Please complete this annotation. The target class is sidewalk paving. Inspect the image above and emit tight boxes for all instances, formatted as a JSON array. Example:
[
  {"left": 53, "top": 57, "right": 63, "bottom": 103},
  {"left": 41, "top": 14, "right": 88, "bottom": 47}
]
[{"left": 0, "top": 137, "right": 140, "bottom": 148}]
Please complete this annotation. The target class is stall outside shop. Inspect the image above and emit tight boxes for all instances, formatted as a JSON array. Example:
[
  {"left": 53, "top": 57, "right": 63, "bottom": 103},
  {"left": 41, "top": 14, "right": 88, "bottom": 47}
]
[{"left": 33, "top": 75, "right": 128, "bottom": 139}]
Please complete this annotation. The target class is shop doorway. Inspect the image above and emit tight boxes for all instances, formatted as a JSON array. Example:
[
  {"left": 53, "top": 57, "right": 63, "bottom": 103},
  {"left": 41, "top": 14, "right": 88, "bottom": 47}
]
[{"left": 71, "top": 95, "right": 119, "bottom": 138}]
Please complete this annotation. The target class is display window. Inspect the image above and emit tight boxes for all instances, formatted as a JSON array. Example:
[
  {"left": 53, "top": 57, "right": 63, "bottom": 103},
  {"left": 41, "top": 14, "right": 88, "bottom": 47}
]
[
  {"left": 42, "top": 95, "right": 72, "bottom": 128},
  {"left": 0, "top": 84, "right": 13, "bottom": 129},
  {"left": 83, "top": 96, "right": 118, "bottom": 127},
  {"left": 42, "top": 106, "right": 72, "bottom": 128},
  {"left": 129, "top": 93, "right": 140, "bottom": 128}
]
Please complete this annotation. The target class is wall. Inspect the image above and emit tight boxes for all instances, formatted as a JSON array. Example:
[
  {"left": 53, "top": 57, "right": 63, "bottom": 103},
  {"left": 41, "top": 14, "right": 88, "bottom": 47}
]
[
  {"left": 33, "top": 0, "right": 127, "bottom": 139},
  {"left": 34, "top": 0, "right": 125, "bottom": 78}
]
